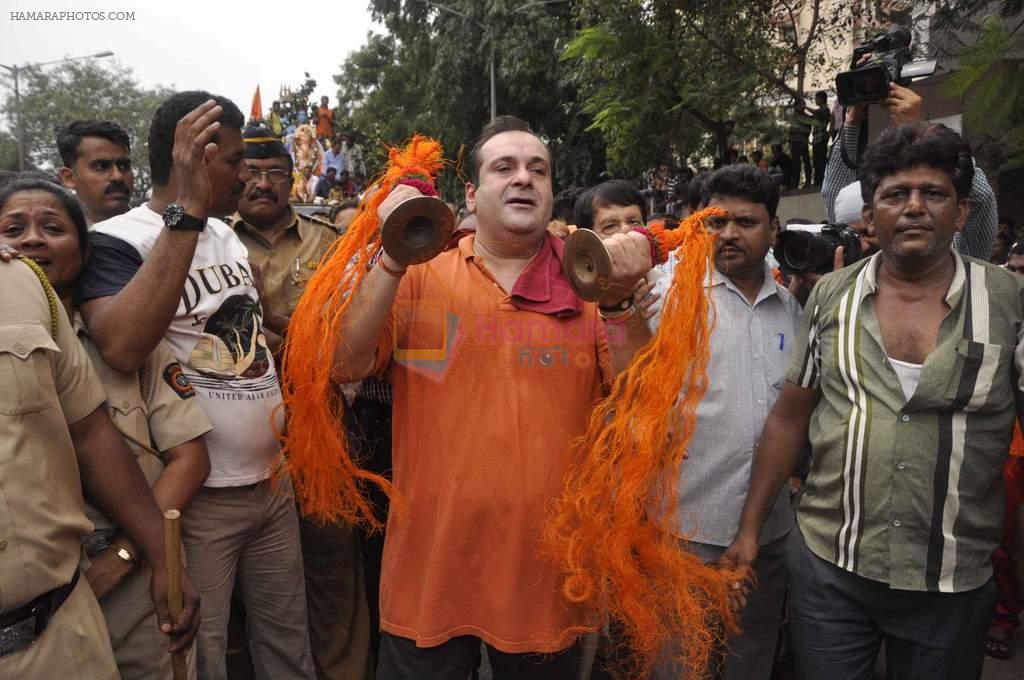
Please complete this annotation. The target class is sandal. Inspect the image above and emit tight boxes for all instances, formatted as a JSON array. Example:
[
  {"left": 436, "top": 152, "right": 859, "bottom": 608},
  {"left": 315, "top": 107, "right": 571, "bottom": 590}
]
[{"left": 985, "top": 626, "right": 1013, "bottom": 661}]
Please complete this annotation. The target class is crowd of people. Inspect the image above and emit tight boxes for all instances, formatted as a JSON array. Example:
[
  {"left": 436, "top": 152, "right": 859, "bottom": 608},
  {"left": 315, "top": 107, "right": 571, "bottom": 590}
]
[
  {"left": 0, "top": 68, "right": 1021, "bottom": 680},
  {"left": 639, "top": 87, "right": 926, "bottom": 217},
  {"left": 258, "top": 95, "right": 369, "bottom": 206}
]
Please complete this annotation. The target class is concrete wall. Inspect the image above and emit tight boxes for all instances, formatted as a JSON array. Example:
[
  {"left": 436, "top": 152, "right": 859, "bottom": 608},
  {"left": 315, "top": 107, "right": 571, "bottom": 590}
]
[{"left": 778, "top": 188, "right": 828, "bottom": 225}]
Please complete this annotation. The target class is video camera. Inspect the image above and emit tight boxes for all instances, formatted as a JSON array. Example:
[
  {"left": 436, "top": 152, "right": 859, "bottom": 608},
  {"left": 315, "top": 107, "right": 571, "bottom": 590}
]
[
  {"left": 835, "top": 26, "right": 938, "bottom": 106},
  {"left": 774, "top": 224, "right": 862, "bottom": 276}
]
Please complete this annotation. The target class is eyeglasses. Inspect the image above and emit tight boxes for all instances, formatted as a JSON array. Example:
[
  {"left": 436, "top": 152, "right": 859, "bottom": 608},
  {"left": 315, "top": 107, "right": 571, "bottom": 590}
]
[{"left": 246, "top": 167, "right": 291, "bottom": 185}]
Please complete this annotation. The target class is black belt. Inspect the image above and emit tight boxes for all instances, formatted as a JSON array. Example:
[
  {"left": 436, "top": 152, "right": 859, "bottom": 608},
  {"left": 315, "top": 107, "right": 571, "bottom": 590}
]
[{"left": 0, "top": 570, "right": 80, "bottom": 657}]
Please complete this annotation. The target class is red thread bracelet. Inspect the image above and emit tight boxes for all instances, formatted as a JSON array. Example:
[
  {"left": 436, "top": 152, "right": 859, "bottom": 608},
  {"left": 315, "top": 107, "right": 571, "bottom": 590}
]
[{"left": 378, "top": 257, "right": 407, "bottom": 279}]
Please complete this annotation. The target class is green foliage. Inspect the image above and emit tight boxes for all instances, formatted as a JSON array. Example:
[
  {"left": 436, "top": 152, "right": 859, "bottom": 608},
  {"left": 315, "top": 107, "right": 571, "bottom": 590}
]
[
  {"left": 278, "top": 73, "right": 319, "bottom": 121},
  {"left": 334, "top": 0, "right": 606, "bottom": 198},
  {"left": 565, "top": 0, "right": 790, "bottom": 176},
  {"left": 938, "top": 3, "right": 1024, "bottom": 171},
  {"left": 0, "top": 59, "right": 170, "bottom": 197},
  {"left": 0, "top": 130, "right": 17, "bottom": 172},
  {"left": 331, "top": 0, "right": 1024, "bottom": 186}
]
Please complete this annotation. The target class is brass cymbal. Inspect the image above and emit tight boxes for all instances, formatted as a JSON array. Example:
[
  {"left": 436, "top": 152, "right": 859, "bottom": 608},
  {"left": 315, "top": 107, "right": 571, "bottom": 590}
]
[
  {"left": 562, "top": 228, "right": 612, "bottom": 302},
  {"left": 381, "top": 195, "right": 456, "bottom": 266}
]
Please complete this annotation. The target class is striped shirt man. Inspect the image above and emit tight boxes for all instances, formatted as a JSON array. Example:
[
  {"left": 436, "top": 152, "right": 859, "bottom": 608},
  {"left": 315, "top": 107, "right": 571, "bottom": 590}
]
[
  {"left": 789, "top": 249, "right": 1024, "bottom": 592},
  {"left": 821, "top": 124, "right": 998, "bottom": 260}
]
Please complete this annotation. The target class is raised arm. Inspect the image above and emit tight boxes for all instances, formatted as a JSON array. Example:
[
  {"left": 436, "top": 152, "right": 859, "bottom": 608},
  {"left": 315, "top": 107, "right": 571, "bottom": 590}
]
[
  {"left": 331, "top": 184, "right": 420, "bottom": 383},
  {"left": 822, "top": 119, "right": 861, "bottom": 223},
  {"left": 80, "top": 101, "right": 226, "bottom": 373},
  {"left": 956, "top": 163, "right": 997, "bottom": 260}
]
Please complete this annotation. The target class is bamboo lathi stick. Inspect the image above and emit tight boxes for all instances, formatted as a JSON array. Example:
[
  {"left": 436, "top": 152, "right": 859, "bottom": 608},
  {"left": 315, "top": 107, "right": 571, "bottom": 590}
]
[{"left": 163, "top": 509, "right": 188, "bottom": 680}]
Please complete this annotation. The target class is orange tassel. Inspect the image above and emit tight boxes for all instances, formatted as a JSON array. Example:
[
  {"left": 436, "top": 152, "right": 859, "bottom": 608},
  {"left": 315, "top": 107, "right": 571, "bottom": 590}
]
[
  {"left": 1011, "top": 421, "right": 1024, "bottom": 458},
  {"left": 543, "top": 206, "right": 739, "bottom": 678},
  {"left": 276, "top": 135, "right": 445, "bottom": 527}
]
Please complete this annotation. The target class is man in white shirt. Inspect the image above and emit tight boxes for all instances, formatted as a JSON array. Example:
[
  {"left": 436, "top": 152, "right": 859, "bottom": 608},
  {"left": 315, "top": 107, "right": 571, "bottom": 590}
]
[{"left": 77, "top": 90, "right": 314, "bottom": 680}]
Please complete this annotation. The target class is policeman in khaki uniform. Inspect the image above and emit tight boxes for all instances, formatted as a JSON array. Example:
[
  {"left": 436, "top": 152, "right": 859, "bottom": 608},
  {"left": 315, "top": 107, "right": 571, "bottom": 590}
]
[
  {"left": 232, "top": 127, "right": 373, "bottom": 680},
  {"left": 77, "top": 322, "right": 212, "bottom": 680},
  {"left": 0, "top": 257, "right": 199, "bottom": 679},
  {"left": 232, "top": 125, "right": 340, "bottom": 355}
]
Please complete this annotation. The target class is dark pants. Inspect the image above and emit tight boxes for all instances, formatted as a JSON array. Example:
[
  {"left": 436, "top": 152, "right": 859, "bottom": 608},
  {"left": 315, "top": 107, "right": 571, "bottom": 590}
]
[
  {"left": 790, "top": 141, "right": 811, "bottom": 187},
  {"left": 651, "top": 535, "right": 788, "bottom": 680},
  {"left": 351, "top": 396, "right": 394, "bottom": 667},
  {"left": 376, "top": 633, "right": 581, "bottom": 680},
  {"left": 813, "top": 141, "right": 828, "bottom": 186},
  {"left": 786, "top": 526, "right": 997, "bottom": 680}
]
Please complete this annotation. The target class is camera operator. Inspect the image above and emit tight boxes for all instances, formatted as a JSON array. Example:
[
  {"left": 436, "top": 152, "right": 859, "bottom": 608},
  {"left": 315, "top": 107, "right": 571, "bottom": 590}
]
[{"left": 822, "top": 76, "right": 997, "bottom": 261}]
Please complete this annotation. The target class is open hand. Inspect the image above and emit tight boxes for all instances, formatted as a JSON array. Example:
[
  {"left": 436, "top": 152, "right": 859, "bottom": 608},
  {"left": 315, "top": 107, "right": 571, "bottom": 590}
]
[{"left": 172, "top": 99, "right": 226, "bottom": 220}]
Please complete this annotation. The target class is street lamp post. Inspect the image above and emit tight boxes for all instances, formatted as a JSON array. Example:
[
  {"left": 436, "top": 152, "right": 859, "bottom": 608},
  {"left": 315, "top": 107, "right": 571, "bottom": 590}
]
[
  {"left": 415, "top": 0, "right": 566, "bottom": 122},
  {"left": 0, "top": 50, "right": 114, "bottom": 171}
]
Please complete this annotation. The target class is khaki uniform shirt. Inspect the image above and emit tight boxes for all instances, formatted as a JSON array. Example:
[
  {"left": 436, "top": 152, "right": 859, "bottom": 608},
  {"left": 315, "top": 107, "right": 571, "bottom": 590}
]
[
  {"left": 0, "top": 260, "right": 107, "bottom": 612},
  {"left": 73, "top": 315, "right": 212, "bottom": 531},
  {"left": 789, "top": 251, "right": 1024, "bottom": 592},
  {"left": 232, "top": 208, "right": 338, "bottom": 353}
]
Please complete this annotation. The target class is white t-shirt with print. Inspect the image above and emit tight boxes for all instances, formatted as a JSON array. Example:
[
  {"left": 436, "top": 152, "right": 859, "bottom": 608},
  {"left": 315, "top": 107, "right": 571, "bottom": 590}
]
[{"left": 89, "top": 205, "right": 283, "bottom": 486}]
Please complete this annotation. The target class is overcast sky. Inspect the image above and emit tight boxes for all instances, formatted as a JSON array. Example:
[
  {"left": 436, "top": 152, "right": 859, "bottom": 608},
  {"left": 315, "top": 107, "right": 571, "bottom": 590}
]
[{"left": 1, "top": 0, "right": 380, "bottom": 116}]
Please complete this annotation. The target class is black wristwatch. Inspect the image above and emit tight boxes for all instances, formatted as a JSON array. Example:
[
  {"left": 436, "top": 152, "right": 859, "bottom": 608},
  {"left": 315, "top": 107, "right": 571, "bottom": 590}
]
[{"left": 163, "top": 203, "right": 206, "bottom": 232}]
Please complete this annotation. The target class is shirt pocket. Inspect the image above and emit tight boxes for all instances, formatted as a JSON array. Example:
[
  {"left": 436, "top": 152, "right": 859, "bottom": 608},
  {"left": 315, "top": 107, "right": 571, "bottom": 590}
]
[
  {"left": 287, "top": 258, "right": 320, "bottom": 311},
  {"left": 0, "top": 323, "right": 60, "bottom": 415},
  {"left": 943, "top": 338, "right": 1013, "bottom": 412}
]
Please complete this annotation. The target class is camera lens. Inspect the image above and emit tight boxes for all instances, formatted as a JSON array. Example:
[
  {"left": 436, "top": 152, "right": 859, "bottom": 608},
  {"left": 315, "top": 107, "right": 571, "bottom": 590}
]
[{"left": 779, "top": 232, "right": 813, "bottom": 272}]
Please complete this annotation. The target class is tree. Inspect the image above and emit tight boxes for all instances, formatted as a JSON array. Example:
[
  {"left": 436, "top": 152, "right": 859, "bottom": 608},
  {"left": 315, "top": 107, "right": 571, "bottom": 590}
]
[
  {"left": 566, "top": 0, "right": 793, "bottom": 176},
  {"left": 0, "top": 59, "right": 171, "bottom": 198},
  {"left": 564, "top": 0, "right": 932, "bottom": 178},
  {"left": 0, "top": 130, "right": 17, "bottom": 172},
  {"left": 937, "top": 0, "right": 1024, "bottom": 171},
  {"left": 333, "top": 0, "right": 607, "bottom": 197}
]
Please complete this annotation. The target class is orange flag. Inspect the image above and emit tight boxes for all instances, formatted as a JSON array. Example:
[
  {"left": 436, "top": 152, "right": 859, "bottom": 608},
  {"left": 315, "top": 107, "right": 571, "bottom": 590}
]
[{"left": 250, "top": 85, "right": 263, "bottom": 122}]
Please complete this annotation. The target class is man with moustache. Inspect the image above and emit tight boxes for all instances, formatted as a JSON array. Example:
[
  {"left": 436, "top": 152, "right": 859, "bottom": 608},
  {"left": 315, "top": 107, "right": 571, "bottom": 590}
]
[
  {"left": 821, "top": 84, "right": 997, "bottom": 260},
  {"left": 57, "top": 120, "right": 134, "bottom": 225},
  {"left": 76, "top": 92, "right": 315, "bottom": 680},
  {"left": 329, "top": 116, "right": 653, "bottom": 679},
  {"left": 231, "top": 126, "right": 368, "bottom": 678},
  {"left": 727, "top": 123, "right": 1024, "bottom": 680},
  {"left": 232, "top": 125, "right": 339, "bottom": 354},
  {"left": 650, "top": 165, "right": 802, "bottom": 680}
]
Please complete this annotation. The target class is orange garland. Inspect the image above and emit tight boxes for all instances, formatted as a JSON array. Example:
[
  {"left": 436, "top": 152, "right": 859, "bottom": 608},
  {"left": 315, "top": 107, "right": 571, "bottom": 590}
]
[
  {"left": 544, "top": 206, "right": 739, "bottom": 678},
  {"left": 276, "top": 135, "right": 445, "bottom": 527}
]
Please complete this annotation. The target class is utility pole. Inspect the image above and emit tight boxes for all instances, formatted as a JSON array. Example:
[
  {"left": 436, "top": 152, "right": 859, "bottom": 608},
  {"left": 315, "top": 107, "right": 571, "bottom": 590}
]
[{"left": 0, "top": 51, "right": 114, "bottom": 171}]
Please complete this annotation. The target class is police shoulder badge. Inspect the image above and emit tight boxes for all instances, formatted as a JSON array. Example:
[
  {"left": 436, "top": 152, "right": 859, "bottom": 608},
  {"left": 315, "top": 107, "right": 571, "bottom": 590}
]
[{"left": 163, "top": 362, "right": 196, "bottom": 399}]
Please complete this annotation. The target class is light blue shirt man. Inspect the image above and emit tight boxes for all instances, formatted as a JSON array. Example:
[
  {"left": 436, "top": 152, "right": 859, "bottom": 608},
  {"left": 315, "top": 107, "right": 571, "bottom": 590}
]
[{"left": 649, "top": 260, "right": 802, "bottom": 680}]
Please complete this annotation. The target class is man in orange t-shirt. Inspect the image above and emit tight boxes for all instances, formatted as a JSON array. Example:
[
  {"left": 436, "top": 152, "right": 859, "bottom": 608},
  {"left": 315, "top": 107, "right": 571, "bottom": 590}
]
[
  {"left": 331, "top": 116, "right": 654, "bottom": 679},
  {"left": 315, "top": 96, "right": 334, "bottom": 142}
]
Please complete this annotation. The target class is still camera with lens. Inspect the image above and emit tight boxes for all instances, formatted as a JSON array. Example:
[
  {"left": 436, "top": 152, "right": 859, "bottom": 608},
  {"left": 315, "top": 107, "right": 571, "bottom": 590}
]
[{"left": 774, "top": 225, "right": 862, "bottom": 276}]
